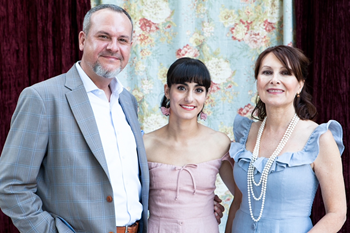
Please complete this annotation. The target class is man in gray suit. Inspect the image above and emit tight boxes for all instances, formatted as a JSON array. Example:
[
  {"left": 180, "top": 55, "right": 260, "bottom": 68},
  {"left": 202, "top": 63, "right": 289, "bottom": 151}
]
[
  {"left": 0, "top": 4, "right": 224, "bottom": 233},
  {"left": 0, "top": 4, "right": 148, "bottom": 233}
]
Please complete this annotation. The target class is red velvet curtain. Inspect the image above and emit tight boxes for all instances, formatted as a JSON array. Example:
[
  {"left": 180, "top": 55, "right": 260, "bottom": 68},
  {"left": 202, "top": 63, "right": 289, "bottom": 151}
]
[
  {"left": 0, "top": 0, "right": 90, "bottom": 232},
  {"left": 295, "top": 0, "right": 350, "bottom": 232}
]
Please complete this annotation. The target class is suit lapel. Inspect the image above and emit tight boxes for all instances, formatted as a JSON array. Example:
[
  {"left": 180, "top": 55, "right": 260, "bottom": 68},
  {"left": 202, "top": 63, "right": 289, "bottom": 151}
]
[
  {"left": 119, "top": 91, "right": 148, "bottom": 177},
  {"left": 64, "top": 66, "right": 110, "bottom": 178},
  {"left": 119, "top": 91, "right": 150, "bottom": 229}
]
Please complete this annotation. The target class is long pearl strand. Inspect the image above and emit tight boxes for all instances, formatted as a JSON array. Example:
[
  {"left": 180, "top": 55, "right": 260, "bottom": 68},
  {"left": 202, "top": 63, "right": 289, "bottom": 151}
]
[{"left": 247, "top": 113, "right": 299, "bottom": 222}]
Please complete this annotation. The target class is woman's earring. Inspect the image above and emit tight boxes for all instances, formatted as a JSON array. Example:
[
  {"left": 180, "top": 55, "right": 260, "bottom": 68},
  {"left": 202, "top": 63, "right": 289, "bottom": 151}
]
[
  {"left": 161, "top": 99, "right": 170, "bottom": 116},
  {"left": 199, "top": 111, "right": 207, "bottom": 120},
  {"left": 165, "top": 99, "right": 170, "bottom": 108},
  {"left": 161, "top": 107, "right": 170, "bottom": 116},
  {"left": 296, "top": 92, "right": 300, "bottom": 98}
]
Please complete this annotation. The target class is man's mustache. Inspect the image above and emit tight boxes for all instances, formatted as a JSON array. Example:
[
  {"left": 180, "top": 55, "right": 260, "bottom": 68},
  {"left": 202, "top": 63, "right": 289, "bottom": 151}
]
[{"left": 99, "top": 52, "right": 123, "bottom": 60}]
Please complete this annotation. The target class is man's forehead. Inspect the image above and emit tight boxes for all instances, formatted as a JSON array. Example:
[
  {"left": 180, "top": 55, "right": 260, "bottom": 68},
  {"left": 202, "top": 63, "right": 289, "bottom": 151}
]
[
  {"left": 91, "top": 9, "right": 128, "bottom": 24},
  {"left": 89, "top": 9, "right": 132, "bottom": 35}
]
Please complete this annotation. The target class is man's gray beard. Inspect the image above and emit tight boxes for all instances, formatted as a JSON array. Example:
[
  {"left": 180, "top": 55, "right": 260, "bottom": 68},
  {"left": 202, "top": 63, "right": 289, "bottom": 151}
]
[{"left": 93, "top": 62, "right": 121, "bottom": 79}]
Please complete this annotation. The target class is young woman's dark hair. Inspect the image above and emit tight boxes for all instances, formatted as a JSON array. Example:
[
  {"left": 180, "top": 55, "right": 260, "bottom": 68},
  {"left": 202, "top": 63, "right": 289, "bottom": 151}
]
[
  {"left": 252, "top": 45, "right": 317, "bottom": 121},
  {"left": 161, "top": 57, "right": 211, "bottom": 113}
]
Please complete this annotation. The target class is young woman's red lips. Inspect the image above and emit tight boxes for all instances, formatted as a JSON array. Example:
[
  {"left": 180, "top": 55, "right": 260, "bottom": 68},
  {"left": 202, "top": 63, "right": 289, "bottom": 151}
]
[{"left": 180, "top": 105, "right": 196, "bottom": 111}]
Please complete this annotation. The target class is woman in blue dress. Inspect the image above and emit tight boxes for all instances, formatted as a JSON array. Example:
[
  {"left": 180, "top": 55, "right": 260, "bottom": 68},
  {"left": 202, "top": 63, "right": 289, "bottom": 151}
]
[{"left": 227, "top": 45, "right": 346, "bottom": 233}]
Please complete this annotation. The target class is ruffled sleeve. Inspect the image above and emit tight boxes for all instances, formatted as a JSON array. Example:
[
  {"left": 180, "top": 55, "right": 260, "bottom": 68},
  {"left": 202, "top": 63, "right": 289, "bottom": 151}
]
[
  {"left": 233, "top": 115, "right": 253, "bottom": 144},
  {"left": 229, "top": 115, "right": 253, "bottom": 162},
  {"left": 265, "top": 120, "right": 344, "bottom": 173},
  {"left": 229, "top": 118, "right": 344, "bottom": 174},
  {"left": 302, "top": 120, "right": 344, "bottom": 161}
]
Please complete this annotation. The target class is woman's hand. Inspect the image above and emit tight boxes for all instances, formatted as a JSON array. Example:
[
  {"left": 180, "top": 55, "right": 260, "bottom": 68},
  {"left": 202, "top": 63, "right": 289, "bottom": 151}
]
[{"left": 214, "top": 195, "right": 225, "bottom": 224}]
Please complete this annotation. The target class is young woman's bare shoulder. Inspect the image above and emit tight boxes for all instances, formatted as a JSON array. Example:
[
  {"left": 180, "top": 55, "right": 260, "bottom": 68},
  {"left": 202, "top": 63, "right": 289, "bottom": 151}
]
[
  {"left": 200, "top": 125, "right": 231, "bottom": 155},
  {"left": 214, "top": 131, "right": 231, "bottom": 145},
  {"left": 143, "top": 128, "right": 165, "bottom": 149}
]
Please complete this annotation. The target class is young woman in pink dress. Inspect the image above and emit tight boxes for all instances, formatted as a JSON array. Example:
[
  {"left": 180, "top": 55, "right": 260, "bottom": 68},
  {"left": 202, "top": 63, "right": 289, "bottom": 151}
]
[{"left": 143, "top": 57, "right": 236, "bottom": 233}]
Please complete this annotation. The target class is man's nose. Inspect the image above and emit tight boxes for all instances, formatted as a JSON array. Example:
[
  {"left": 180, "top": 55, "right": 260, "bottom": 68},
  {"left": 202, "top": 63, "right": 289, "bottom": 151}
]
[{"left": 106, "top": 38, "right": 120, "bottom": 52}]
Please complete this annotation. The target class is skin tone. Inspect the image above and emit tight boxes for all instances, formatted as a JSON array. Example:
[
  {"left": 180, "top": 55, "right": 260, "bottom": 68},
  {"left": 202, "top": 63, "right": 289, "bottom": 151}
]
[
  {"left": 78, "top": 9, "right": 133, "bottom": 101},
  {"left": 225, "top": 52, "right": 346, "bottom": 232},
  {"left": 143, "top": 81, "right": 236, "bottom": 225}
]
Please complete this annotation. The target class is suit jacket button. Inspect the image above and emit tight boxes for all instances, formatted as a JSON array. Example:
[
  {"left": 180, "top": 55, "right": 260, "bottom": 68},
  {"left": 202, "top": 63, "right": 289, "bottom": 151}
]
[{"left": 106, "top": 196, "right": 113, "bottom": 202}]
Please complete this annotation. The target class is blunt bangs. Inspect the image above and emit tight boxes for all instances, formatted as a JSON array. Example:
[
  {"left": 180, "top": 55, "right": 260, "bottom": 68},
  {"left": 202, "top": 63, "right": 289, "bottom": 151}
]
[{"left": 167, "top": 58, "right": 211, "bottom": 91}]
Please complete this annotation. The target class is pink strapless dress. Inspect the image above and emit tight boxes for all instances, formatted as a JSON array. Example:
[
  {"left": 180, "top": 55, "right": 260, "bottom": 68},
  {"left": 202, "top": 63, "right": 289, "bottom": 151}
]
[{"left": 147, "top": 153, "right": 231, "bottom": 233}]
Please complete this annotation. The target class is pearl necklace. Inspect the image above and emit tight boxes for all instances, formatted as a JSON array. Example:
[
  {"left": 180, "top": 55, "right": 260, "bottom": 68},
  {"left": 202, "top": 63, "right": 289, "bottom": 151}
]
[{"left": 247, "top": 113, "right": 299, "bottom": 222}]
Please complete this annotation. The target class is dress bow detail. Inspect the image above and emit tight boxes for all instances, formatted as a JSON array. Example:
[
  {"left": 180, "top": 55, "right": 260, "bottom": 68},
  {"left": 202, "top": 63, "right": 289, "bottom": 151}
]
[{"left": 174, "top": 164, "right": 198, "bottom": 200}]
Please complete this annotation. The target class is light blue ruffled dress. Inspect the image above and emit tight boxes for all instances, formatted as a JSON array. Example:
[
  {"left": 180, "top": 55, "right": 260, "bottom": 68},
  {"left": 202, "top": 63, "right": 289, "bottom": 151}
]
[{"left": 229, "top": 115, "right": 344, "bottom": 233}]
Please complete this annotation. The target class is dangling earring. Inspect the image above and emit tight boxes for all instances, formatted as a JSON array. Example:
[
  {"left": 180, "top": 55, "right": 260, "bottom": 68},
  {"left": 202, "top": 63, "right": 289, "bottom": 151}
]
[
  {"left": 296, "top": 92, "right": 300, "bottom": 98},
  {"left": 161, "top": 99, "right": 170, "bottom": 116},
  {"left": 199, "top": 111, "right": 207, "bottom": 121},
  {"left": 161, "top": 107, "right": 170, "bottom": 116}
]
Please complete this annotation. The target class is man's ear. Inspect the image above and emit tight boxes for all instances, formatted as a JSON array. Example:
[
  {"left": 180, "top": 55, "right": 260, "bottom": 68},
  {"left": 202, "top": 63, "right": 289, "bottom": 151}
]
[{"left": 78, "top": 31, "right": 86, "bottom": 51}]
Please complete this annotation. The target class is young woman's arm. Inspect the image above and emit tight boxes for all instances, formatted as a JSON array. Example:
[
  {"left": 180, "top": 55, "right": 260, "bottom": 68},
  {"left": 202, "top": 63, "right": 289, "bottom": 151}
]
[{"left": 219, "top": 160, "right": 242, "bottom": 233}]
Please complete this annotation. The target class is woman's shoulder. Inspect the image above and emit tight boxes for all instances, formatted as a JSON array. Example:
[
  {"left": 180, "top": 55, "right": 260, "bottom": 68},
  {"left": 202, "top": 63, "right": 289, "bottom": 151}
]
[
  {"left": 306, "top": 119, "right": 344, "bottom": 155},
  {"left": 296, "top": 119, "right": 344, "bottom": 166},
  {"left": 297, "top": 119, "right": 319, "bottom": 139},
  {"left": 143, "top": 129, "right": 157, "bottom": 143},
  {"left": 143, "top": 127, "right": 167, "bottom": 149},
  {"left": 201, "top": 125, "right": 230, "bottom": 143},
  {"left": 199, "top": 125, "right": 231, "bottom": 158},
  {"left": 299, "top": 118, "right": 319, "bottom": 129}
]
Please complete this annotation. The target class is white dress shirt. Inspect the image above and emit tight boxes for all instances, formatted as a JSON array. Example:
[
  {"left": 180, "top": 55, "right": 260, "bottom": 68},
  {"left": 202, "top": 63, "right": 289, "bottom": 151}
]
[{"left": 76, "top": 62, "right": 142, "bottom": 226}]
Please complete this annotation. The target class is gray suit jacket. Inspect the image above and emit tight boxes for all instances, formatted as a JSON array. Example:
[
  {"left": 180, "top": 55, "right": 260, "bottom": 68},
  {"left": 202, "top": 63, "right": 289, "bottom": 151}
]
[{"left": 0, "top": 65, "right": 149, "bottom": 233}]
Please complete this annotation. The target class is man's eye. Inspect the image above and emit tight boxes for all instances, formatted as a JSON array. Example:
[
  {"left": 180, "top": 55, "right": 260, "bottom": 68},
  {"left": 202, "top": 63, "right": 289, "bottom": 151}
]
[
  {"left": 99, "top": 35, "right": 108, "bottom": 39},
  {"left": 119, "top": 38, "right": 130, "bottom": 44}
]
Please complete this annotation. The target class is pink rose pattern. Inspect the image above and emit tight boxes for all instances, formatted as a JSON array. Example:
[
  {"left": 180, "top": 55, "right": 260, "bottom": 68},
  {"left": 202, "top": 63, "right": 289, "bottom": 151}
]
[
  {"left": 264, "top": 19, "right": 276, "bottom": 33},
  {"left": 229, "top": 18, "right": 276, "bottom": 49},
  {"left": 176, "top": 44, "right": 200, "bottom": 58},
  {"left": 209, "top": 82, "right": 221, "bottom": 94},
  {"left": 139, "top": 18, "right": 159, "bottom": 33},
  {"left": 238, "top": 103, "right": 255, "bottom": 118},
  {"left": 244, "top": 31, "right": 267, "bottom": 49}
]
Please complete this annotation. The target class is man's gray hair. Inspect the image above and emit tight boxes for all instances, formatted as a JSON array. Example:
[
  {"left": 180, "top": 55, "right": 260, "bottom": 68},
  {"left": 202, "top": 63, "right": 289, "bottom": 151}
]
[{"left": 83, "top": 4, "right": 133, "bottom": 39}]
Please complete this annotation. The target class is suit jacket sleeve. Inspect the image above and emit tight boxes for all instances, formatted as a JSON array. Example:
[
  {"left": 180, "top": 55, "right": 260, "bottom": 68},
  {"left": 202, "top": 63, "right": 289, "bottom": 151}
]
[{"left": 0, "top": 87, "right": 73, "bottom": 233}]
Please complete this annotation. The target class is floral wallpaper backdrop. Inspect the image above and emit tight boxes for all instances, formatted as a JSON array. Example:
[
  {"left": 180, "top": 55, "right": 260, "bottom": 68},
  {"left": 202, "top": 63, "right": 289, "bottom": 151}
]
[{"left": 91, "top": 0, "right": 293, "bottom": 231}]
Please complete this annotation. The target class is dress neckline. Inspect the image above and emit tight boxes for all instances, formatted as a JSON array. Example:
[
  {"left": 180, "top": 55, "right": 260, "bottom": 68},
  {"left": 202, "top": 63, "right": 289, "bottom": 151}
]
[
  {"left": 243, "top": 119, "right": 321, "bottom": 159},
  {"left": 147, "top": 151, "right": 229, "bottom": 168}
]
